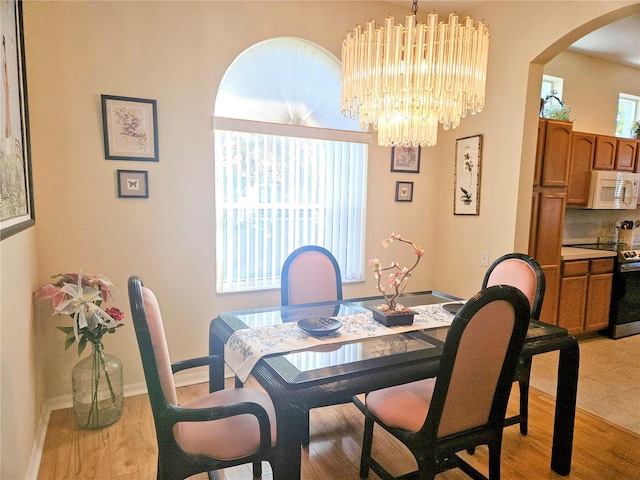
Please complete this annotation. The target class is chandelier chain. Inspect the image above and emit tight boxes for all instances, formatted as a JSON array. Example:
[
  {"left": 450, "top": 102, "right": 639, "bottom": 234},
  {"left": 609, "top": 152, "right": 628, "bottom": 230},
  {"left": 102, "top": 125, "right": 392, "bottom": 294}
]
[{"left": 411, "top": 0, "right": 418, "bottom": 16}]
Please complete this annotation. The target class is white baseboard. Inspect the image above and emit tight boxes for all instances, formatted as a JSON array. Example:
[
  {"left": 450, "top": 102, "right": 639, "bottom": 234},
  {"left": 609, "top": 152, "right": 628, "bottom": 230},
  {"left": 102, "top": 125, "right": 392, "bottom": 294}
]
[{"left": 27, "top": 370, "right": 212, "bottom": 479}]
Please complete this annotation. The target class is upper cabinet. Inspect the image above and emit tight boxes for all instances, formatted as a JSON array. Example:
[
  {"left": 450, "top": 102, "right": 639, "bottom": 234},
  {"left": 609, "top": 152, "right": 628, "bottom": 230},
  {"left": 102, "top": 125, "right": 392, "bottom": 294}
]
[
  {"left": 535, "top": 119, "right": 572, "bottom": 188},
  {"left": 593, "top": 135, "right": 638, "bottom": 171},
  {"left": 567, "top": 132, "right": 596, "bottom": 206},
  {"left": 615, "top": 139, "right": 638, "bottom": 172},
  {"left": 593, "top": 135, "right": 616, "bottom": 170},
  {"left": 567, "top": 132, "right": 640, "bottom": 206}
]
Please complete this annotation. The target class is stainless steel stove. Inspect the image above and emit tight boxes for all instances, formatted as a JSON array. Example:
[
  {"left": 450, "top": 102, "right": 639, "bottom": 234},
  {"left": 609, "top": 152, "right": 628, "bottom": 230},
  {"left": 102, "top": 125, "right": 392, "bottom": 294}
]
[
  {"left": 619, "top": 246, "right": 640, "bottom": 264},
  {"left": 570, "top": 243, "right": 640, "bottom": 338}
]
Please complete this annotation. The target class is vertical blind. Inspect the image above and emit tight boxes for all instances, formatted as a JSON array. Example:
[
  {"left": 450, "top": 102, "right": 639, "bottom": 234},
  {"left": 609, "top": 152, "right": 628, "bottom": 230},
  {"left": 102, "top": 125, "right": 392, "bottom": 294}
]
[{"left": 215, "top": 129, "right": 368, "bottom": 293}]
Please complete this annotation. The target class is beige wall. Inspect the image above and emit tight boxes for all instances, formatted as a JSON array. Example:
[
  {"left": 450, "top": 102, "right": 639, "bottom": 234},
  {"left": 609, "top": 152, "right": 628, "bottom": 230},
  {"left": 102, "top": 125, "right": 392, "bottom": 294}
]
[
  {"left": 545, "top": 50, "right": 640, "bottom": 135},
  {"left": 435, "top": 1, "right": 640, "bottom": 298},
  {"left": 545, "top": 50, "right": 640, "bottom": 243},
  {"left": 23, "top": 0, "right": 443, "bottom": 400},
  {"left": 3, "top": 1, "right": 638, "bottom": 477},
  {"left": 0, "top": 229, "right": 40, "bottom": 479}
]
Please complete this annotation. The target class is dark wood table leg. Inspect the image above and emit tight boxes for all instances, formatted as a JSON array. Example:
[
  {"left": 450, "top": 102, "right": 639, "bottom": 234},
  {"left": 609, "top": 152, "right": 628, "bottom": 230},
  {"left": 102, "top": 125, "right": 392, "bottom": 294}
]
[
  {"left": 209, "top": 319, "right": 226, "bottom": 392},
  {"left": 273, "top": 405, "right": 303, "bottom": 479},
  {"left": 551, "top": 335, "right": 579, "bottom": 475},
  {"left": 248, "top": 366, "right": 305, "bottom": 479}
]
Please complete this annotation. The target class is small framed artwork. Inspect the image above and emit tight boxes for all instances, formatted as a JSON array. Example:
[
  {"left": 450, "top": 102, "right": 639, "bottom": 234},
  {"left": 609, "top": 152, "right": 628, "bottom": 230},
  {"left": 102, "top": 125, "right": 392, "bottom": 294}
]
[
  {"left": 391, "top": 146, "right": 421, "bottom": 173},
  {"left": 395, "top": 181, "right": 414, "bottom": 202},
  {"left": 117, "top": 170, "right": 149, "bottom": 198},
  {"left": 1, "top": 0, "right": 35, "bottom": 240},
  {"left": 454, "top": 135, "right": 482, "bottom": 215},
  {"left": 101, "top": 94, "right": 158, "bottom": 161}
]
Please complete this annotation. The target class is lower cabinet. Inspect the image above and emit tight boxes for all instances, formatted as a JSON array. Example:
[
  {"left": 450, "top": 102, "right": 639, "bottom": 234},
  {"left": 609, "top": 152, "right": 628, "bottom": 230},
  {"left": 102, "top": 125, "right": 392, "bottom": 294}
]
[{"left": 558, "top": 258, "right": 614, "bottom": 335}]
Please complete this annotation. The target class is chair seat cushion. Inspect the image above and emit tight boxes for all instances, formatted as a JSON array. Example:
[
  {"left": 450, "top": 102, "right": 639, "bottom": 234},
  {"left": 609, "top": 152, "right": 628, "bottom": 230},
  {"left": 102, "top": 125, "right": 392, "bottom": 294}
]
[
  {"left": 177, "top": 388, "right": 277, "bottom": 461},
  {"left": 366, "top": 378, "right": 436, "bottom": 433}
]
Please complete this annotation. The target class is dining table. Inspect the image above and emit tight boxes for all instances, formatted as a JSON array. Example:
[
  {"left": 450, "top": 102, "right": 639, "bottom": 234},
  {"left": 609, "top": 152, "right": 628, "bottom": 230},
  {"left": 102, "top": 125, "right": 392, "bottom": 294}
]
[{"left": 209, "top": 291, "right": 579, "bottom": 479}]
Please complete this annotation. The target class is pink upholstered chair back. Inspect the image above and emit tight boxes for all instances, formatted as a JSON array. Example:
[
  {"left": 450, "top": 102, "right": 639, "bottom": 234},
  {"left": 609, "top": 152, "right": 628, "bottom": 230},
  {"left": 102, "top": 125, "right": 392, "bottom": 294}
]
[
  {"left": 483, "top": 253, "right": 545, "bottom": 321},
  {"left": 436, "top": 299, "right": 516, "bottom": 438},
  {"left": 281, "top": 246, "right": 342, "bottom": 306},
  {"left": 142, "top": 287, "right": 179, "bottom": 406},
  {"left": 140, "top": 287, "right": 186, "bottom": 442}
]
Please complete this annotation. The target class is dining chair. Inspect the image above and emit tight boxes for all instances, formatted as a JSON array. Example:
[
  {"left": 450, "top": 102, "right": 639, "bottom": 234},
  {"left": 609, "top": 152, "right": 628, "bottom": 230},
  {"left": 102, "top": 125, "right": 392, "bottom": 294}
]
[
  {"left": 281, "top": 245, "right": 343, "bottom": 306},
  {"left": 280, "top": 245, "right": 342, "bottom": 446},
  {"left": 128, "top": 276, "right": 277, "bottom": 480},
  {"left": 482, "top": 252, "right": 546, "bottom": 435},
  {"left": 354, "top": 285, "right": 531, "bottom": 480}
]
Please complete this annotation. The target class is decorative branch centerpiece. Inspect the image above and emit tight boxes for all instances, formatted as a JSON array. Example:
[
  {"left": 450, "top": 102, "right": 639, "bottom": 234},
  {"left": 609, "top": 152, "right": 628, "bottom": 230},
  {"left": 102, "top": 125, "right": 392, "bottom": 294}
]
[{"left": 369, "top": 233, "right": 424, "bottom": 326}]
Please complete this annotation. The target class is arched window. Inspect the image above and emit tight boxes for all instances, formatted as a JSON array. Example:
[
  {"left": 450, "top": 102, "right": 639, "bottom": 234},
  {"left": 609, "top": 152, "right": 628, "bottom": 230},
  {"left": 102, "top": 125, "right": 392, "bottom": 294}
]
[{"left": 214, "top": 37, "right": 370, "bottom": 293}]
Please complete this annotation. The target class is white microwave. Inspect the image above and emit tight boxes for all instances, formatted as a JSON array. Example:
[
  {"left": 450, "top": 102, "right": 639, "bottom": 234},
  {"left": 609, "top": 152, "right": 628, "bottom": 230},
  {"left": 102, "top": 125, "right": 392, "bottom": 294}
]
[{"left": 587, "top": 170, "right": 640, "bottom": 210}]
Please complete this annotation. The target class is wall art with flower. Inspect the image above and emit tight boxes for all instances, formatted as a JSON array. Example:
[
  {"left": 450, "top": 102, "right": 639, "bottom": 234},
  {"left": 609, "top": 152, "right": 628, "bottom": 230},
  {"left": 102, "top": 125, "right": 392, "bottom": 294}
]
[
  {"left": 454, "top": 135, "right": 482, "bottom": 215},
  {"left": 101, "top": 94, "right": 158, "bottom": 161}
]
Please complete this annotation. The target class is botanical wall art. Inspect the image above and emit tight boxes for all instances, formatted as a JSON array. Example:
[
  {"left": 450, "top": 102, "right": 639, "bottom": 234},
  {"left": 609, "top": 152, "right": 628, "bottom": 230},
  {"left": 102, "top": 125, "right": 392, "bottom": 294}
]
[
  {"left": 0, "top": 0, "right": 34, "bottom": 239},
  {"left": 454, "top": 135, "right": 482, "bottom": 215},
  {"left": 101, "top": 95, "right": 158, "bottom": 161},
  {"left": 117, "top": 170, "right": 149, "bottom": 198},
  {"left": 391, "top": 146, "right": 421, "bottom": 173}
]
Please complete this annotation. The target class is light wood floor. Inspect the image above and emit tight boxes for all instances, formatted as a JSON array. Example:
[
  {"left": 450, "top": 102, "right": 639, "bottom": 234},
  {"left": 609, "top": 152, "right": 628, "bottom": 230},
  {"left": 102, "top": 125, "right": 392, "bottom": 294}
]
[{"left": 38, "top": 379, "right": 640, "bottom": 480}]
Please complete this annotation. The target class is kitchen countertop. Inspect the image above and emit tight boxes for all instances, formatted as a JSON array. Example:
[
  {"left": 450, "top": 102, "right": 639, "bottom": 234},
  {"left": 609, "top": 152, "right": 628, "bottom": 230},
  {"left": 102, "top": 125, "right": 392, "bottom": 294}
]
[{"left": 561, "top": 246, "right": 618, "bottom": 261}]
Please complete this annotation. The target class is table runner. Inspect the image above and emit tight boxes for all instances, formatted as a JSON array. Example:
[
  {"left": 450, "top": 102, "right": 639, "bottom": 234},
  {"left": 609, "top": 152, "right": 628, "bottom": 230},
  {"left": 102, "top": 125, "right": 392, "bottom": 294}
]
[{"left": 225, "top": 303, "right": 458, "bottom": 382}]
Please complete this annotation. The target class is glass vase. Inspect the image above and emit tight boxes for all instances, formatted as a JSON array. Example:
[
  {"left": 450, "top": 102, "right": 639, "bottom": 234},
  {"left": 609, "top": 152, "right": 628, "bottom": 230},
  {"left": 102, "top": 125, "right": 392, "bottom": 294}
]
[{"left": 72, "top": 341, "right": 123, "bottom": 429}]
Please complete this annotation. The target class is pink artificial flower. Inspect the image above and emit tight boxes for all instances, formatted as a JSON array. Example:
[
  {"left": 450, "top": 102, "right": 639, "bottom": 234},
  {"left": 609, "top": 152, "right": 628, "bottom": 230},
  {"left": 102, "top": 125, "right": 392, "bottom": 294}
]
[
  {"left": 80, "top": 274, "right": 114, "bottom": 302},
  {"left": 106, "top": 307, "right": 125, "bottom": 321},
  {"left": 34, "top": 284, "right": 67, "bottom": 309}
]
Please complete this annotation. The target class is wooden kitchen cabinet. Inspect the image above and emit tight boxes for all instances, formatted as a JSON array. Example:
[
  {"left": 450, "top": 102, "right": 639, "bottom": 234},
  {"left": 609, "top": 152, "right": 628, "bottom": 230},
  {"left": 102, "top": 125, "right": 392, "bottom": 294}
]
[
  {"left": 534, "top": 119, "right": 572, "bottom": 187},
  {"left": 529, "top": 188, "right": 566, "bottom": 325},
  {"left": 593, "top": 135, "right": 638, "bottom": 171},
  {"left": 558, "top": 258, "right": 613, "bottom": 335},
  {"left": 558, "top": 263, "right": 588, "bottom": 335},
  {"left": 593, "top": 135, "right": 616, "bottom": 170},
  {"left": 615, "top": 139, "right": 637, "bottom": 171},
  {"left": 567, "top": 132, "right": 596, "bottom": 205},
  {"left": 585, "top": 275, "right": 613, "bottom": 331}
]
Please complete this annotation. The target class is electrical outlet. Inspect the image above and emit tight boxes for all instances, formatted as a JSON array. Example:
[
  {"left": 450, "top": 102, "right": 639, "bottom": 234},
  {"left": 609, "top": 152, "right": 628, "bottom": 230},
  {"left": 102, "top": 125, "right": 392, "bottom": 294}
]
[{"left": 480, "top": 251, "right": 489, "bottom": 266}]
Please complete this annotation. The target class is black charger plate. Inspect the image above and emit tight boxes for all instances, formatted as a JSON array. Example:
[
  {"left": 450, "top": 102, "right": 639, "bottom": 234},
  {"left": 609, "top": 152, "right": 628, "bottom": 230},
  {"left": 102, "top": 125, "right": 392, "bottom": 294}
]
[{"left": 297, "top": 317, "right": 342, "bottom": 336}]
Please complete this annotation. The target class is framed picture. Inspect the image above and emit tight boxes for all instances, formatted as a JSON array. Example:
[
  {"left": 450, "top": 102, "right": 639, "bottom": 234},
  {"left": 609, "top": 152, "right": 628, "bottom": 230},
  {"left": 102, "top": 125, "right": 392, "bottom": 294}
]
[
  {"left": 101, "top": 94, "right": 158, "bottom": 161},
  {"left": 1, "top": 0, "right": 35, "bottom": 240},
  {"left": 391, "top": 146, "right": 421, "bottom": 173},
  {"left": 454, "top": 135, "right": 482, "bottom": 215},
  {"left": 117, "top": 170, "right": 149, "bottom": 198},
  {"left": 395, "top": 181, "right": 414, "bottom": 202}
]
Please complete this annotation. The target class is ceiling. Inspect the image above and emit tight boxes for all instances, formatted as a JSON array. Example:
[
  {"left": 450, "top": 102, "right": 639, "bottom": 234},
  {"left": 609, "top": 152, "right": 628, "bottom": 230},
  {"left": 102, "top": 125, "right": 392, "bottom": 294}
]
[
  {"left": 568, "top": 14, "right": 640, "bottom": 69},
  {"left": 387, "top": 2, "right": 640, "bottom": 69}
]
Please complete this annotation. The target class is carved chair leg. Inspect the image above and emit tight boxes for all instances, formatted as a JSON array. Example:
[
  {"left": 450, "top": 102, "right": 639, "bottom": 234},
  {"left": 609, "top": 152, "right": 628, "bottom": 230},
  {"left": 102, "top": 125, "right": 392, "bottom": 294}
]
[
  {"left": 252, "top": 461, "right": 262, "bottom": 478},
  {"left": 517, "top": 357, "right": 533, "bottom": 435},
  {"left": 360, "top": 416, "right": 375, "bottom": 478}
]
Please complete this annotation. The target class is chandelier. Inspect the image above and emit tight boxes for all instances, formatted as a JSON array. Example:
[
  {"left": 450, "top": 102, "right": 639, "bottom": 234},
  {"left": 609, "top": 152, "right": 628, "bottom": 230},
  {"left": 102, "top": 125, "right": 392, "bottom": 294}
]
[{"left": 341, "top": 1, "right": 490, "bottom": 147}]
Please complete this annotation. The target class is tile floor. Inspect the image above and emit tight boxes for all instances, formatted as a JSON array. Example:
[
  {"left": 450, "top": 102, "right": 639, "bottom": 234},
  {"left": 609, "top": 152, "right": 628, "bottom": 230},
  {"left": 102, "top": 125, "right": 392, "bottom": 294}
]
[{"left": 530, "top": 332, "right": 640, "bottom": 434}]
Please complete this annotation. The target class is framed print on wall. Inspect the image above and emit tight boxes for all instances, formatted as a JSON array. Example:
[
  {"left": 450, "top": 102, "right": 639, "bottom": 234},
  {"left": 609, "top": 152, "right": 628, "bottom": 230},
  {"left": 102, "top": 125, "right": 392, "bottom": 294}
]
[
  {"left": 395, "top": 181, "right": 414, "bottom": 202},
  {"left": 101, "top": 95, "right": 159, "bottom": 161},
  {"left": 117, "top": 170, "right": 149, "bottom": 198},
  {"left": 391, "top": 146, "right": 421, "bottom": 173},
  {"left": 454, "top": 135, "right": 482, "bottom": 215},
  {"left": 1, "top": 0, "right": 35, "bottom": 240}
]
